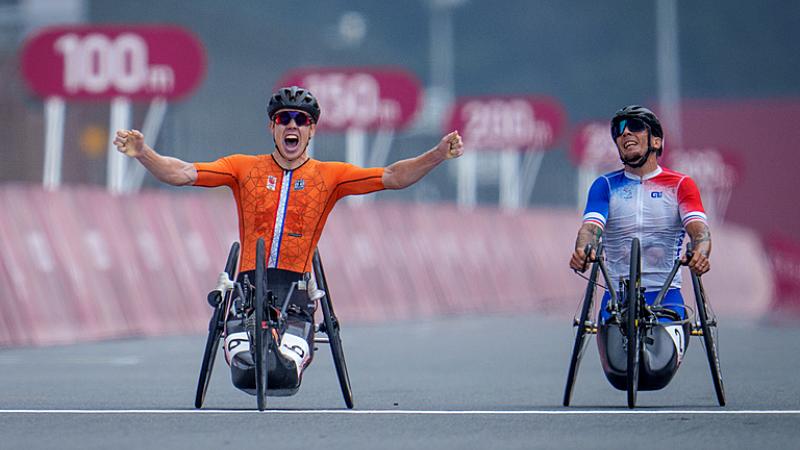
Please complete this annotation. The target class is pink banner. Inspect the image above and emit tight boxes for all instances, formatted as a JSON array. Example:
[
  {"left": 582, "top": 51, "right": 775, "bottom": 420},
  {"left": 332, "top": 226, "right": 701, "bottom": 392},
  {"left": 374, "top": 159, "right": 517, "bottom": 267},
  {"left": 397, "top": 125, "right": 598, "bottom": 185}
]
[{"left": 0, "top": 185, "right": 773, "bottom": 347}]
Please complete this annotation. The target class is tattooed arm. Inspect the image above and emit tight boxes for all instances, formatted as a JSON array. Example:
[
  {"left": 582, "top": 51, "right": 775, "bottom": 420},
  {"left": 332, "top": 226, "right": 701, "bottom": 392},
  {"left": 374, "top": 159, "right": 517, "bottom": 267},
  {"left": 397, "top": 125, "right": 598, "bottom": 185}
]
[
  {"left": 569, "top": 223, "right": 603, "bottom": 272},
  {"left": 685, "top": 220, "right": 712, "bottom": 275}
]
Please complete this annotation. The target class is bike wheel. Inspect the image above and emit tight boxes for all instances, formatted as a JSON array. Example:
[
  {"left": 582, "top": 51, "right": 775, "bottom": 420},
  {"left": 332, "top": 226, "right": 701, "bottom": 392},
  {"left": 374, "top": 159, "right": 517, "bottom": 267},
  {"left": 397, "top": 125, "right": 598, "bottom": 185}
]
[
  {"left": 563, "top": 257, "right": 600, "bottom": 407},
  {"left": 254, "top": 238, "right": 269, "bottom": 411},
  {"left": 195, "top": 242, "right": 239, "bottom": 409},
  {"left": 314, "top": 250, "right": 354, "bottom": 409},
  {"left": 692, "top": 271, "right": 726, "bottom": 406},
  {"left": 626, "top": 238, "right": 642, "bottom": 409}
]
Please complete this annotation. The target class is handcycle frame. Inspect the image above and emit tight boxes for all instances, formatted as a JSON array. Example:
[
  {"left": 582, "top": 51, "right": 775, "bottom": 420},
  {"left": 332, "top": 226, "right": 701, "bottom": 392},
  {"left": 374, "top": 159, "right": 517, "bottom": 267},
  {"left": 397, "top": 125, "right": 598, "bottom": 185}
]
[
  {"left": 194, "top": 238, "right": 354, "bottom": 411},
  {"left": 563, "top": 238, "right": 726, "bottom": 408}
]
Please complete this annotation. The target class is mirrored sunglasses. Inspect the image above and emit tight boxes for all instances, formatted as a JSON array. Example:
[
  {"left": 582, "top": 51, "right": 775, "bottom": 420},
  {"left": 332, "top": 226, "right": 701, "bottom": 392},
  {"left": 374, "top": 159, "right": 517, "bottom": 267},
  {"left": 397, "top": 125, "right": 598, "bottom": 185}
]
[
  {"left": 274, "top": 110, "right": 313, "bottom": 126},
  {"left": 612, "top": 117, "right": 648, "bottom": 139}
]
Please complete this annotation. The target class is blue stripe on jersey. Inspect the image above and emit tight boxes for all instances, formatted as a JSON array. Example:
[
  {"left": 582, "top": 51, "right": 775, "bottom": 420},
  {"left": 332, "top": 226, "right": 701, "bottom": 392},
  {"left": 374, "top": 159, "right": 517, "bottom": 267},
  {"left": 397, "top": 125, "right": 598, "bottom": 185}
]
[
  {"left": 682, "top": 211, "right": 707, "bottom": 226},
  {"left": 268, "top": 170, "right": 293, "bottom": 268}
]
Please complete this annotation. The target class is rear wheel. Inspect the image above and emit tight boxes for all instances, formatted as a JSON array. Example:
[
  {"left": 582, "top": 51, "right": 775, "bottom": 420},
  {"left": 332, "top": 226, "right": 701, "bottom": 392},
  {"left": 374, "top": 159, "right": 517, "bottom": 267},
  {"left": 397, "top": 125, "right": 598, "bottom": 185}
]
[
  {"left": 692, "top": 271, "right": 726, "bottom": 406},
  {"left": 314, "top": 250, "right": 354, "bottom": 409},
  {"left": 626, "top": 238, "right": 642, "bottom": 409},
  {"left": 563, "top": 253, "right": 601, "bottom": 407},
  {"left": 254, "top": 238, "right": 269, "bottom": 411},
  {"left": 195, "top": 242, "right": 239, "bottom": 409}
]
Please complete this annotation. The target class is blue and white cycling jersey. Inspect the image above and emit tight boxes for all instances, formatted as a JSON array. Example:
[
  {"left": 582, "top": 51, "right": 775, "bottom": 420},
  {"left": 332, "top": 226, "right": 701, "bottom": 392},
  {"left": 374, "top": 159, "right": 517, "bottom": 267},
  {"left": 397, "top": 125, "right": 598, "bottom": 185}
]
[{"left": 583, "top": 166, "right": 707, "bottom": 291}]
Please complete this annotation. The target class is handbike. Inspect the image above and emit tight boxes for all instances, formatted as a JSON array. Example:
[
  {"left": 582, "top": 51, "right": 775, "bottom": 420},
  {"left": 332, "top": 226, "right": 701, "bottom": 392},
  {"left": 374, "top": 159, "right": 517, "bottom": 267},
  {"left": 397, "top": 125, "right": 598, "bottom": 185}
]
[
  {"left": 563, "top": 239, "right": 725, "bottom": 408},
  {"left": 194, "top": 238, "right": 354, "bottom": 411}
]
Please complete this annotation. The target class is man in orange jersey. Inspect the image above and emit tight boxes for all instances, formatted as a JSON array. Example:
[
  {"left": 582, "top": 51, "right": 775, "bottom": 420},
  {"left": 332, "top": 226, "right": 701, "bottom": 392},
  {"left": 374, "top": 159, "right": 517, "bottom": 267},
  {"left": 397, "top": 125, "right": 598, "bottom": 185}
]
[{"left": 114, "top": 86, "right": 464, "bottom": 395}]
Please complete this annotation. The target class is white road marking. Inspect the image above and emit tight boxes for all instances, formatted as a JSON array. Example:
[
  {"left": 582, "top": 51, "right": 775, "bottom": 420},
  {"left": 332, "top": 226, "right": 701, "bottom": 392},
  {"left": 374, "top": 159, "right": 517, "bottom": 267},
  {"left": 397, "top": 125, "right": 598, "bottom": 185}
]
[{"left": 0, "top": 409, "right": 798, "bottom": 415}]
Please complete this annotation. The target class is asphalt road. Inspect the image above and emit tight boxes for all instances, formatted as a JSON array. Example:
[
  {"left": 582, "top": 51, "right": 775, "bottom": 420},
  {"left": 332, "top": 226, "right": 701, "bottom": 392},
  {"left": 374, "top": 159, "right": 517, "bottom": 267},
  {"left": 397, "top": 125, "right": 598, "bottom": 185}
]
[{"left": 1, "top": 314, "right": 799, "bottom": 449}]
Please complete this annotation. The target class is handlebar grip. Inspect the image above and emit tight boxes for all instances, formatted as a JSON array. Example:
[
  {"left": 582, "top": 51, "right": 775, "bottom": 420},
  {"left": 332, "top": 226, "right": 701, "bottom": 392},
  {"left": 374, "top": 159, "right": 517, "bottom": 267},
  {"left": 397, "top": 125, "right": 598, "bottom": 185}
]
[
  {"left": 683, "top": 242, "right": 694, "bottom": 266},
  {"left": 579, "top": 244, "right": 594, "bottom": 271}
]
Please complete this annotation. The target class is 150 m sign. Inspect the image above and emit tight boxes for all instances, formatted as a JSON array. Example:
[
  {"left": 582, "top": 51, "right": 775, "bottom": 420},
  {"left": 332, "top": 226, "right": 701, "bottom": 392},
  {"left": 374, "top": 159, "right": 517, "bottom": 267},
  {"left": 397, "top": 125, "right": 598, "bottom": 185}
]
[{"left": 21, "top": 25, "right": 206, "bottom": 100}]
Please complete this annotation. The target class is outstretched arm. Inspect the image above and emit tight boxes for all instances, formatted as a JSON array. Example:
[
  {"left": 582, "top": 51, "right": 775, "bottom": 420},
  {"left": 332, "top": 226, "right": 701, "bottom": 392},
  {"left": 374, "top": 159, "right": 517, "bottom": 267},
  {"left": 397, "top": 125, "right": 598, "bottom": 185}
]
[
  {"left": 685, "top": 220, "right": 712, "bottom": 275},
  {"left": 113, "top": 129, "right": 197, "bottom": 186},
  {"left": 382, "top": 131, "right": 463, "bottom": 190},
  {"left": 569, "top": 222, "right": 603, "bottom": 272}
]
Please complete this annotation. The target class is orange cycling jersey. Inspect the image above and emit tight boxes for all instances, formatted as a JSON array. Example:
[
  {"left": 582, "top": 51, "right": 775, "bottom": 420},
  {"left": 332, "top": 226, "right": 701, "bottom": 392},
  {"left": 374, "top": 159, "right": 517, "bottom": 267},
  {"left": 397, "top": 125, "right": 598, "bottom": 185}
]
[{"left": 194, "top": 154, "right": 384, "bottom": 273}]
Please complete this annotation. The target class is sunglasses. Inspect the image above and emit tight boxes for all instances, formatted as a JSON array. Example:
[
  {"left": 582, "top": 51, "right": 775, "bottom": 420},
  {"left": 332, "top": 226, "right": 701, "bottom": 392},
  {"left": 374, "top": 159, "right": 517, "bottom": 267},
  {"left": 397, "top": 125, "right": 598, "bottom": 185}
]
[
  {"left": 274, "top": 110, "right": 313, "bottom": 126},
  {"left": 612, "top": 117, "right": 648, "bottom": 139}
]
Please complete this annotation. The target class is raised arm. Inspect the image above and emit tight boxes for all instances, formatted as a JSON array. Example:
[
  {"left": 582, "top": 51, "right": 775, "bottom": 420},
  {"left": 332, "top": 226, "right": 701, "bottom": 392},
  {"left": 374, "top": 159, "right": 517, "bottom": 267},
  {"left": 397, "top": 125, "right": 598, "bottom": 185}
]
[
  {"left": 570, "top": 222, "right": 603, "bottom": 272},
  {"left": 113, "top": 129, "right": 197, "bottom": 186},
  {"left": 685, "top": 220, "right": 712, "bottom": 275},
  {"left": 382, "top": 131, "right": 463, "bottom": 190}
]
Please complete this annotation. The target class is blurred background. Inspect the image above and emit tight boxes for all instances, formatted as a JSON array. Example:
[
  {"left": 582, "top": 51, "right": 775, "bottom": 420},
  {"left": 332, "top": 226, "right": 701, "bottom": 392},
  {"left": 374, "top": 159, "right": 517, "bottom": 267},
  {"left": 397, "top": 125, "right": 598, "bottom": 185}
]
[{"left": 1, "top": 0, "right": 799, "bottom": 345}]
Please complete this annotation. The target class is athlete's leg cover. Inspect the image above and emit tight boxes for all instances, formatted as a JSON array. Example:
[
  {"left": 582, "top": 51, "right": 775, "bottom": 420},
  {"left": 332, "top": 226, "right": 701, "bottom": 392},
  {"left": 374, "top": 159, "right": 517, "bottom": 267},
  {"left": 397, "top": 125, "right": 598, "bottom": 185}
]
[
  {"left": 224, "top": 316, "right": 257, "bottom": 394},
  {"left": 223, "top": 269, "right": 316, "bottom": 396},
  {"left": 597, "top": 289, "right": 689, "bottom": 391}
]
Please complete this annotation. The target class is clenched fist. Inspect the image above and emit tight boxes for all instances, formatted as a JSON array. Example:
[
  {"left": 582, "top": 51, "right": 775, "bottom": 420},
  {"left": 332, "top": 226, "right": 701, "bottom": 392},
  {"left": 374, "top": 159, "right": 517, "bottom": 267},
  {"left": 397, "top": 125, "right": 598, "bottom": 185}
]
[
  {"left": 438, "top": 130, "right": 464, "bottom": 159},
  {"left": 113, "top": 129, "right": 145, "bottom": 157}
]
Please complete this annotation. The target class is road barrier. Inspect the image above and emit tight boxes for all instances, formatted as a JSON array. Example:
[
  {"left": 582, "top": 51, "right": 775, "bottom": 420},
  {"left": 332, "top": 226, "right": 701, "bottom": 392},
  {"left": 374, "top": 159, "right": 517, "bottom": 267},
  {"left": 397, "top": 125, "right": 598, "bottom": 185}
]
[{"left": 0, "top": 185, "right": 773, "bottom": 346}]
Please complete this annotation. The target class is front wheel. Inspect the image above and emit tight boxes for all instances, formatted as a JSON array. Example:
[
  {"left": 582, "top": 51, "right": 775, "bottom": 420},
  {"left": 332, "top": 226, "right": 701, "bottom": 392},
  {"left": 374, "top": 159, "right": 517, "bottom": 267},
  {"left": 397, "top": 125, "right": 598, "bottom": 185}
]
[
  {"left": 626, "top": 238, "right": 642, "bottom": 409},
  {"left": 254, "top": 238, "right": 269, "bottom": 411}
]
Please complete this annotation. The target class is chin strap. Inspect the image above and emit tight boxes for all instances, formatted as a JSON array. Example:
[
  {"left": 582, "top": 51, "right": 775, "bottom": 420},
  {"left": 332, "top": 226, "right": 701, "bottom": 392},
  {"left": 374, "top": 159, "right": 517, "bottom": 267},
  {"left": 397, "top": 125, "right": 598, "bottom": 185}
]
[{"left": 620, "top": 131, "right": 658, "bottom": 168}]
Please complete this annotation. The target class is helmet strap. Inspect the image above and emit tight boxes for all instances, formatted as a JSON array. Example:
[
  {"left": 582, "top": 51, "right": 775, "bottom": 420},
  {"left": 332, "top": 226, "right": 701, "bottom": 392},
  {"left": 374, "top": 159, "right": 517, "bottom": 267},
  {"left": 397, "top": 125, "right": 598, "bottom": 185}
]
[{"left": 620, "top": 130, "right": 657, "bottom": 168}]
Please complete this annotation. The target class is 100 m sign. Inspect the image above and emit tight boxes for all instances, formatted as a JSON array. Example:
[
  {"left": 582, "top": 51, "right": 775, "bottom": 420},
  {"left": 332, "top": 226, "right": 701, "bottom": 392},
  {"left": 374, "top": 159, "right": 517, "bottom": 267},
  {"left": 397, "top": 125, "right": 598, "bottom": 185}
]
[
  {"left": 21, "top": 25, "right": 206, "bottom": 101},
  {"left": 53, "top": 33, "right": 174, "bottom": 95}
]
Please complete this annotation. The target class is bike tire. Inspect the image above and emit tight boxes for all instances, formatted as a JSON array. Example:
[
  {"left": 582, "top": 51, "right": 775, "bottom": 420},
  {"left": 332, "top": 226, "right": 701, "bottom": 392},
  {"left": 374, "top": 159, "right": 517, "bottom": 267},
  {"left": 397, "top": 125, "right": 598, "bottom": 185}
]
[
  {"left": 254, "top": 238, "right": 269, "bottom": 411},
  {"left": 563, "top": 256, "right": 601, "bottom": 407},
  {"left": 692, "top": 271, "right": 726, "bottom": 406},
  {"left": 627, "top": 238, "right": 642, "bottom": 409},
  {"left": 314, "top": 250, "right": 354, "bottom": 409},
  {"left": 195, "top": 242, "right": 239, "bottom": 409}
]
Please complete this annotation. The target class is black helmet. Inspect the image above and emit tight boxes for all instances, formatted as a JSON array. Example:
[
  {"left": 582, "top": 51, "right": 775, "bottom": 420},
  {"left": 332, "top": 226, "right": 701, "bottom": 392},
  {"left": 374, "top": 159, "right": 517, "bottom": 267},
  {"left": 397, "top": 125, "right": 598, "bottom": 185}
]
[
  {"left": 610, "top": 105, "right": 663, "bottom": 139},
  {"left": 610, "top": 105, "right": 664, "bottom": 167},
  {"left": 267, "top": 86, "right": 321, "bottom": 123}
]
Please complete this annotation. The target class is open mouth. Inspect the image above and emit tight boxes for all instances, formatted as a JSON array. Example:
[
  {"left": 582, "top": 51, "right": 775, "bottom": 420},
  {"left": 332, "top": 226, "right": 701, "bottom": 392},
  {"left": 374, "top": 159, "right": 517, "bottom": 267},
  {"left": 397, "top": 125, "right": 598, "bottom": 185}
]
[
  {"left": 624, "top": 140, "right": 638, "bottom": 149},
  {"left": 284, "top": 134, "right": 300, "bottom": 151}
]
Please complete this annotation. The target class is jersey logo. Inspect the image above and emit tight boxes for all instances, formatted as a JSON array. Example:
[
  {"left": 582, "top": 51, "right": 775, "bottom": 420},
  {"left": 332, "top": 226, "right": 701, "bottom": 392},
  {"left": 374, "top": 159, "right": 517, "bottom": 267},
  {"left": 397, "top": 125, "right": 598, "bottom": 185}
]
[
  {"left": 266, "top": 175, "right": 277, "bottom": 191},
  {"left": 651, "top": 191, "right": 663, "bottom": 198},
  {"left": 294, "top": 179, "right": 305, "bottom": 191},
  {"left": 622, "top": 185, "right": 633, "bottom": 200}
]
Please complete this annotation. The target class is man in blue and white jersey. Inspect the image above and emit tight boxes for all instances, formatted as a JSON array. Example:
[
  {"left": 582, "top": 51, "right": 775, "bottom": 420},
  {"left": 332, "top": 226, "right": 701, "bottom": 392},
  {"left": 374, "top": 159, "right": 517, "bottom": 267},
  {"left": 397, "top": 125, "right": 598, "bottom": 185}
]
[{"left": 569, "top": 105, "right": 712, "bottom": 390}]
